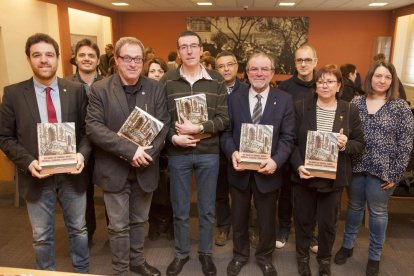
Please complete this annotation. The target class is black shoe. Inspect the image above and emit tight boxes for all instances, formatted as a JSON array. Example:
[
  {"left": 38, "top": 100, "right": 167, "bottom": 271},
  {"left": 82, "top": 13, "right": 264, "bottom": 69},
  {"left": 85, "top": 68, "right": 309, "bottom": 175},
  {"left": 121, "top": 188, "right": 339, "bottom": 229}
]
[
  {"left": 318, "top": 258, "right": 331, "bottom": 276},
  {"left": 297, "top": 258, "right": 311, "bottom": 276},
  {"left": 334, "top": 247, "right": 353, "bottom": 265},
  {"left": 275, "top": 228, "right": 289, "bottom": 249},
  {"left": 166, "top": 256, "right": 189, "bottom": 276},
  {"left": 227, "top": 259, "right": 247, "bottom": 276},
  {"left": 199, "top": 254, "right": 217, "bottom": 276},
  {"left": 366, "top": 259, "right": 379, "bottom": 276},
  {"left": 257, "top": 262, "right": 278, "bottom": 276},
  {"left": 130, "top": 262, "right": 161, "bottom": 276}
]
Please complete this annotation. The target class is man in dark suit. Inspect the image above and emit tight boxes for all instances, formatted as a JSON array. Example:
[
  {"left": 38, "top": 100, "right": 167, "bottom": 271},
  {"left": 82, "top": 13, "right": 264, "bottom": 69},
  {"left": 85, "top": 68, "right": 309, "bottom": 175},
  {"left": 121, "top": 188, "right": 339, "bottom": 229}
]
[
  {"left": 65, "top": 38, "right": 103, "bottom": 245},
  {"left": 0, "top": 33, "right": 90, "bottom": 272},
  {"left": 86, "top": 37, "right": 170, "bottom": 276},
  {"left": 221, "top": 52, "right": 295, "bottom": 276}
]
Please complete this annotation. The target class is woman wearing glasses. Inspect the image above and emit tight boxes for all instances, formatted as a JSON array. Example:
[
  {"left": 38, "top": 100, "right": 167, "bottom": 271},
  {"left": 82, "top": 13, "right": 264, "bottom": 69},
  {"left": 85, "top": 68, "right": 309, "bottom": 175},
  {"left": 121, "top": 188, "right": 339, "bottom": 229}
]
[
  {"left": 335, "top": 61, "right": 414, "bottom": 276},
  {"left": 291, "top": 65, "right": 365, "bottom": 276}
]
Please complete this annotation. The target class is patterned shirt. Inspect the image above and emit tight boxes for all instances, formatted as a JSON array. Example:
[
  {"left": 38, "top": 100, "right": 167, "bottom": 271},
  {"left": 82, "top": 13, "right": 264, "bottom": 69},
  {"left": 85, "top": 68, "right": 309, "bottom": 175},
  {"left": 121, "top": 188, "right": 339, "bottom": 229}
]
[{"left": 351, "top": 96, "right": 414, "bottom": 183}]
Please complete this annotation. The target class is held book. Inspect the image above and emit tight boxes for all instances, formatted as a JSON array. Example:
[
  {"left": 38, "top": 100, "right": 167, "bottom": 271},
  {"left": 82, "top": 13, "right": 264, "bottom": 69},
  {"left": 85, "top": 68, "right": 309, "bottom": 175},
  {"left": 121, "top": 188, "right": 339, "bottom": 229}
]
[
  {"left": 118, "top": 106, "right": 164, "bottom": 147},
  {"left": 304, "top": 130, "right": 339, "bottom": 179},
  {"left": 37, "top": 122, "right": 78, "bottom": 175},
  {"left": 174, "top": 93, "right": 211, "bottom": 140},
  {"left": 239, "top": 123, "right": 273, "bottom": 170}
]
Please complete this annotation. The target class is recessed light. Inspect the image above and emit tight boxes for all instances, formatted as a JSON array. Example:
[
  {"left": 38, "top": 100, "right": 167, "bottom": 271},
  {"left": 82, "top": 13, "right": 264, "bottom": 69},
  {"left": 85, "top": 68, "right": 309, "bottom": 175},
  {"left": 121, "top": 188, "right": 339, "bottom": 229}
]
[
  {"left": 368, "top": 2, "right": 388, "bottom": 7},
  {"left": 197, "top": 2, "right": 213, "bottom": 5},
  {"left": 112, "top": 2, "right": 129, "bottom": 6},
  {"left": 279, "top": 2, "right": 296, "bottom": 6}
]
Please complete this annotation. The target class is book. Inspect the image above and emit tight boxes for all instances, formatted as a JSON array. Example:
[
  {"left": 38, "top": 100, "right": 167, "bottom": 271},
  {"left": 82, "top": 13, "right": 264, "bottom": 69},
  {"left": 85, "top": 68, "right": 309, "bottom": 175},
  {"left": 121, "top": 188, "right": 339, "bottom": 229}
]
[
  {"left": 304, "top": 130, "right": 339, "bottom": 179},
  {"left": 118, "top": 106, "right": 164, "bottom": 147},
  {"left": 37, "top": 122, "right": 78, "bottom": 175},
  {"left": 239, "top": 123, "right": 273, "bottom": 170},
  {"left": 174, "top": 93, "right": 211, "bottom": 139}
]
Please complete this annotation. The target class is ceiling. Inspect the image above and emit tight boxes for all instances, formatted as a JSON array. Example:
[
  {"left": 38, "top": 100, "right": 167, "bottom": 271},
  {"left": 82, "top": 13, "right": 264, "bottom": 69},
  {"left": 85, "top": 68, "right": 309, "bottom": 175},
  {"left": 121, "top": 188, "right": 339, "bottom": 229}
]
[{"left": 77, "top": 0, "right": 413, "bottom": 12}]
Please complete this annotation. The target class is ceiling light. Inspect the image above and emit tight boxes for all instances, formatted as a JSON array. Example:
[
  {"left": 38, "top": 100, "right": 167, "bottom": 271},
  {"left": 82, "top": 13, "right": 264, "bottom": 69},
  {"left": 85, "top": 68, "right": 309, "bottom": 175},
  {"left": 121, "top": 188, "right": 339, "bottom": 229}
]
[
  {"left": 279, "top": 2, "right": 296, "bottom": 6},
  {"left": 197, "top": 2, "right": 213, "bottom": 5},
  {"left": 368, "top": 3, "right": 388, "bottom": 7},
  {"left": 112, "top": 2, "right": 129, "bottom": 6}
]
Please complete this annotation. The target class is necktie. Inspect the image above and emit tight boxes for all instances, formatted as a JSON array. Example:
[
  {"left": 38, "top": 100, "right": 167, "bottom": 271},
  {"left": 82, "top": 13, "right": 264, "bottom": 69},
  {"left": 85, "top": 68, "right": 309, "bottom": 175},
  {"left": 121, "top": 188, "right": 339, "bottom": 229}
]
[
  {"left": 45, "top": 87, "right": 57, "bottom": 123},
  {"left": 252, "top": 94, "right": 262, "bottom": 124}
]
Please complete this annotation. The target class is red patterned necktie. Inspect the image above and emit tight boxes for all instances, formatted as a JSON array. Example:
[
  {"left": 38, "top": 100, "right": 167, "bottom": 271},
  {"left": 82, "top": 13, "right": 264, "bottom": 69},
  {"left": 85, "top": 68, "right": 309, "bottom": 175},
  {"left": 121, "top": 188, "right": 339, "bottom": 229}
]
[{"left": 45, "top": 87, "right": 57, "bottom": 123}]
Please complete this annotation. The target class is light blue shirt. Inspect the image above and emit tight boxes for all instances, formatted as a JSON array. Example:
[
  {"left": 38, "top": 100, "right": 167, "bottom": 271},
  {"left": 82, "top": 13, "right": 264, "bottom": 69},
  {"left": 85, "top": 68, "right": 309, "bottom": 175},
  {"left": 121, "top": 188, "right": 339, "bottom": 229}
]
[{"left": 33, "top": 77, "right": 62, "bottom": 123}]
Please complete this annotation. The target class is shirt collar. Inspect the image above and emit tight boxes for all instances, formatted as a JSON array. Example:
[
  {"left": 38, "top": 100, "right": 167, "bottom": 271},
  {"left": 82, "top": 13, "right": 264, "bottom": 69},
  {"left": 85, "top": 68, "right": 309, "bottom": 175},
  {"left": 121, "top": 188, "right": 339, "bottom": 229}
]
[
  {"left": 249, "top": 85, "right": 270, "bottom": 102},
  {"left": 179, "top": 64, "right": 213, "bottom": 82},
  {"left": 33, "top": 76, "right": 59, "bottom": 92}
]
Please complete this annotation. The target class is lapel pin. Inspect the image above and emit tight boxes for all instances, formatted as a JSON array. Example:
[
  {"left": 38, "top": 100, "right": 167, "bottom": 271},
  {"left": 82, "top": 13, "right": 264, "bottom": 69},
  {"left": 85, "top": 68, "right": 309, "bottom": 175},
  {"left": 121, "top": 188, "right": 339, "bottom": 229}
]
[
  {"left": 274, "top": 101, "right": 277, "bottom": 105},
  {"left": 63, "top": 88, "right": 67, "bottom": 93},
  {"left": 142, "top": 91, "right": 146, "bottom": 95}
]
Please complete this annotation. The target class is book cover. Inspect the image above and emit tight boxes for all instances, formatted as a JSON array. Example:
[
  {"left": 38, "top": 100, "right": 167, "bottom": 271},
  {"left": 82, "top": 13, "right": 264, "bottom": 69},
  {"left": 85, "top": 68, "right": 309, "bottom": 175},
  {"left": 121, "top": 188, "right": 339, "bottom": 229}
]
[
  {"left": 174, "top": 93, "right": 211, "bottom": 139},
  {"left": 37, "top": 122, "right": 78, "bottom": 175},
  {"left": 118, "top": 106, "right": 164, "bottom": 147},
  {"left": 304, "top": 130, "right": 339, "bottom": 179},
  {"left": 239, "top": 123, "right": 273, "bottom": 170}
]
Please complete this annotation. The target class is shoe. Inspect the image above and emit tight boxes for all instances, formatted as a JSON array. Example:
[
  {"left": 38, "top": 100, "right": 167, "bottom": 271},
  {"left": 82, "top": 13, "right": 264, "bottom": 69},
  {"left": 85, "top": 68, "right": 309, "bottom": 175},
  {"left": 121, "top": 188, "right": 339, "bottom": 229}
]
[
  {"left": 199, "top": 254, "right": 217, "bottom": 276},
  {"left": 227, "top": 259, "right": 247, "bottom": 276},
  {"left": 310, "top": 235, "right": 318, "bottom": 254},
  {"left": 297, "top": 258, "right": 311, "bottom": 276},
  {"left": 366, "top": 259, "right": 379, "bottom": 276},
  {"left": 130, "top": 262, "right": 161, "bottom": 276},
  {"left": 166, "top": 256, "right": 189, "bottom": 276},
  {"left": 275, "top": 228, "right": 289, "bottom": 249},
  {"left": 257, "top": 262, "right": 278, "bottom": 276},
  {"left": 318, "top": 259, "right": 331, "bottom": 276},
  {"left": 215, "top": 230, "right": 229, "bottom": 246},
  {"left": 334, "top": 247, "right": 353, "bottom": 265},
  {"left": 250, "top": 231, "right": 259, "bottom": 249}
]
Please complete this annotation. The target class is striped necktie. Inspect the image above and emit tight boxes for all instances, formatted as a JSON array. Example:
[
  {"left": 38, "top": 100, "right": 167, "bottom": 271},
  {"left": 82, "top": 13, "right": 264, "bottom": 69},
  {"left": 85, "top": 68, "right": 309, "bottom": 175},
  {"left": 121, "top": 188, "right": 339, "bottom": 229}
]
[{"left": 252, "top": 94, "right": 262, "bottom": 124}]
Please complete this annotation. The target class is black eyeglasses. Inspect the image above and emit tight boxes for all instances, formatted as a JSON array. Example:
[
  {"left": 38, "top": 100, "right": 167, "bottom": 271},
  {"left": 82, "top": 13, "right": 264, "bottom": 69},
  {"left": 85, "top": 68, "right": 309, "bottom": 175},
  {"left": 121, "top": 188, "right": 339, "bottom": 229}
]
[
  {"left": 118, "top": 55, "right": 144, "bottom": 64},
  {"left": 316, "top": 80, "right": 338, "bottom": 86},
  {"left": 295, "top": 58, "right": 314, "bottom": 64},
  {"left": 178, "top": 44, "right": 200, "bottom": 52}
]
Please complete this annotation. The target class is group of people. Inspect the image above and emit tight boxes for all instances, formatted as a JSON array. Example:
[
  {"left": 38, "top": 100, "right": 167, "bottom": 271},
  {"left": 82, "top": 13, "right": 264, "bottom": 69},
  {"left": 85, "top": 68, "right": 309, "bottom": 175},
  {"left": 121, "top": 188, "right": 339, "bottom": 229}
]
[{"left": 0, "top": 30, "right": 413, "bottom": 276}]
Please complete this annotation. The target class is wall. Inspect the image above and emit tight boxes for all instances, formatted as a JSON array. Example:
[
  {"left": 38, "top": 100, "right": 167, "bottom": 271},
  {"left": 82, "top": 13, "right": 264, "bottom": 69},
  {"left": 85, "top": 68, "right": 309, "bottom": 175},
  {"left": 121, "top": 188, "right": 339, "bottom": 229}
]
[{"left": 118, "top": 10, "right": 392, "bottom": 81}]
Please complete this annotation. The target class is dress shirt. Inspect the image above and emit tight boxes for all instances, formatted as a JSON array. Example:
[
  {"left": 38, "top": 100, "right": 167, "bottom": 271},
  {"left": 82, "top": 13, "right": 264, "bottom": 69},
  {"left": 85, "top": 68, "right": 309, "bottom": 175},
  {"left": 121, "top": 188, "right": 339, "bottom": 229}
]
[
  {"left": 179, "top": 64, "right": 212, "bottom": 86},
  {"left": 33, "top": 77, "right": 62, "bottom": 123},
  {"left": 248, "top": 86, "right": 270, "bottom": 119}
]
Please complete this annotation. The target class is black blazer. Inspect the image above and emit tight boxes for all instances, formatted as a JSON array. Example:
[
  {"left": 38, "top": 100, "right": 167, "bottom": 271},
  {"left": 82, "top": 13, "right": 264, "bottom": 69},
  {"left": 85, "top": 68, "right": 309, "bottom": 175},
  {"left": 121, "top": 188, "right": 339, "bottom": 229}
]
[
  {"left": 220, "top": 86, "right": 296, "bottom": 193},
  {"left": 86, "top": 74, "right": 170, "bottom": 193},
  {"left": 290, "top": 97, "right": 365, "bottom": 188},
  {"left": 0, "top": 78, "right": 91, "bottom": 201}
]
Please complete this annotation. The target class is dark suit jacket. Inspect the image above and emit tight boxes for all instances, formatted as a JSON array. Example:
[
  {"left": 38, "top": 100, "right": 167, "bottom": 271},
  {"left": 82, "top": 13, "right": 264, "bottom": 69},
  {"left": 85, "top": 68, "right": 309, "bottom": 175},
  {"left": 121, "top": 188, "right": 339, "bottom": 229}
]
[
  {"left": 0, "top": 78, "right": 90, "bottom": 201},
  {"left": 86, "top": 74, "right": 170, "bottom": 193},
  {"left": 290, "top": 97, "right": 365, "bottom": 188},
  {"left": 220, "top": 86, "right": 296, "bottom": 193}
]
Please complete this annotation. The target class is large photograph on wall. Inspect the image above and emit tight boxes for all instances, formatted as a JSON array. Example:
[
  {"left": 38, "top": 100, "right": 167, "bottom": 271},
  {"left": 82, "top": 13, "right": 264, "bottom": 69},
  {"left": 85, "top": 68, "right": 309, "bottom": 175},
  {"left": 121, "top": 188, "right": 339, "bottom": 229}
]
[{"left": 187, "top": 17, "right": 309, "bottom": 74}]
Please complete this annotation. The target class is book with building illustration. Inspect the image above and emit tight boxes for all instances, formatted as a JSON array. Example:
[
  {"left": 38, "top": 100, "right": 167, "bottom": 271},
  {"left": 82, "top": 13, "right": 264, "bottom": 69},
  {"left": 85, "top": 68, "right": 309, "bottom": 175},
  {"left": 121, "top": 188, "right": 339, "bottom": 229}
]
[
  {"left": 239, "top": 123, "right": 273, "bottom": 170},
  {"left": 37, "top": 122, "right": 78, "bottom": 175},
  {"left": 304, "top": 130, "right": 339, "bottom": 179}
]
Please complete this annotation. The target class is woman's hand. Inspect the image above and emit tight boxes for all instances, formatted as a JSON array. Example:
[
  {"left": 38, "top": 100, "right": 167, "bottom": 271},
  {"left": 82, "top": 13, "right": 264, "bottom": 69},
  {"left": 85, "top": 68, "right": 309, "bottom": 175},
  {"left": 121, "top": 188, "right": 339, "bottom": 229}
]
[
  {"left": 381, "top": 182, "right": 396, "bottom": 190},
  {"left": 298, "top": 165, "right": 314, "bottom": 179},
  {"left": 337, "top": 128, "right": 348, "bottom": 150}
]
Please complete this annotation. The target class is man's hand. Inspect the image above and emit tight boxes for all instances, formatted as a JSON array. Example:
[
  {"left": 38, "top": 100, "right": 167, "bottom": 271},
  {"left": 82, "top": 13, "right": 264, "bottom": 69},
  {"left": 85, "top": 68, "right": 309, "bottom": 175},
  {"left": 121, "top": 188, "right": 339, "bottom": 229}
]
[
  {"left": 231, "top": 151, "right": 245, "bottom": 171},
  {"left": 29, "top": 160, "right": 50, "bottom": 179},
  {"left": 298, "top": 165, "right": 314, "bottom": 179},
  {"left": 258, "top": 158, "right": 277, "bottom": 175},
  {"left": 172, "top": 134, "right": 200, "bottom": 148},
  {"left": 131, "top": 145, "right": 153, "bottom": 167},
  {"left": 381, "top": 182, "right": 396, "bottom": 190},
  {"left": 175, "top": 113, "right": 201, "bottom": 135},
  {"left": 69, "top": 153, "right": 85, "bottom": 175}
]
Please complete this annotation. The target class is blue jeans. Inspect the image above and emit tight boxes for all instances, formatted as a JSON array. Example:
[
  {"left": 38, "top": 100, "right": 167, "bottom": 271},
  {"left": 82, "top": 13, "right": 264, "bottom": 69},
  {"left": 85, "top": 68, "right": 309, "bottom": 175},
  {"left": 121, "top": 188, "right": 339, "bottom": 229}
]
[
  {"left": 168, "top": 154, "right": 219, "bottom": 258},
  {"left": 26, "top": 176, "right": 88, "bottom": 272},
  {"left": 342, "top": 173, "right": 395, "bottom": 261}
]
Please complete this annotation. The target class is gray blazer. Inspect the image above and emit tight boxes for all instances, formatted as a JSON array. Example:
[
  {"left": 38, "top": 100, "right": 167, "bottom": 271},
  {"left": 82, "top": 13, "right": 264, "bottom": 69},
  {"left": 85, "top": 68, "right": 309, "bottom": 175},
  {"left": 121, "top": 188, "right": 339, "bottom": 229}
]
[{"left": 86, "top": 74, "right": 170, "bottom": 193}]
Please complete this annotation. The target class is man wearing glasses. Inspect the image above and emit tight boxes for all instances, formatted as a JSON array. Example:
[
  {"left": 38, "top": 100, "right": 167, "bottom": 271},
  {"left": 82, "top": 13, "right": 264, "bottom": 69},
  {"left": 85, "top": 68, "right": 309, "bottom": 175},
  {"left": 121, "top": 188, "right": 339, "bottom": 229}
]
[
  {"left": 214, "top": 51, "right": 248, "bottom": 247},
  {"left": 86, "top": 37, "right": 170, "bottom": 276},
  {"left": 160, "top": 31, "right": 229, "bottom": 276},
  {"left": 275, "top": 45, "right": 319, "bottom": 252},
  {"left": 221, "top": 52, "right": 295, "bottom": 276}
]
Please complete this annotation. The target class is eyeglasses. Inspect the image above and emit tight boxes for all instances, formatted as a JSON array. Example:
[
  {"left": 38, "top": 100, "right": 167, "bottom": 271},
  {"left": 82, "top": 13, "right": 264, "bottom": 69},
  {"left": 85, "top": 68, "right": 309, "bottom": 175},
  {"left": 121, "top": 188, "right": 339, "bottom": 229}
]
[
  {"left": 295, "top": 58, "right": 314, "bottom": 64},
  {"left": 247, "top": 67, "right": 274, "bottom": 74},
  {"left": 178, "top": 44, "right": 200, "bottom": 52},
  {"left": 316, "top": 80, "right": 338, "bottom": 86},
  {"left": 118, "top": 55, "right": 144, "bottom": 64},
  {"left": 217, "top": 62, "right": 237, "bottom": 70}
]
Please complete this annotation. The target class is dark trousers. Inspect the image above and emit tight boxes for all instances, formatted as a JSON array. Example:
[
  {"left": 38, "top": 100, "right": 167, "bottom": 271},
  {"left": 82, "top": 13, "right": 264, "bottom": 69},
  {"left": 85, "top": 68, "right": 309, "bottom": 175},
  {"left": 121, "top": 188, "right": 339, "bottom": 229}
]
[
  {"left": 85, "top": 157, "right": 96, "bottom": 240},
  {"left": 277, "top": 165, "right": 293, "bottom": 230},
  {"left": 216, "top": 154, "right": 231, "bottom": 232},
  {"left": 293, "top": 183, "right": 343, "bottom": 261},
  {"left": 230, "top": 175, "right": 278, "bottom": 264}
]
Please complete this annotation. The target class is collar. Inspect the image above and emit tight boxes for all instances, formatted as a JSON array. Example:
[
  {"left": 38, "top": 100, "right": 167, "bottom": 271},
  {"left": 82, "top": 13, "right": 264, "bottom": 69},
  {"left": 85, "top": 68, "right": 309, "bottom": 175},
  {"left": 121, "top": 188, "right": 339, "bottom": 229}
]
[
  {"left": 293, "top": 70, "right": 314, "bottom": 87},
  {"left": 249, "top": 85, "right": 270, "bottom": 101},
  {"left": 179, "top": 64, "right": 213, "bottom": 82},
  {"left": 33, "top": 76, "right": 58, "bottom": 92}
]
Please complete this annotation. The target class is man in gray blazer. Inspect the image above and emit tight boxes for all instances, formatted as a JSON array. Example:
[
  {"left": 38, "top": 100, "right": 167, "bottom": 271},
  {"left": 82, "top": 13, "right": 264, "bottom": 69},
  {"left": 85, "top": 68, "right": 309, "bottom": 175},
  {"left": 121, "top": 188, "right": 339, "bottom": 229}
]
[
  {"left": 0, "top": 33, "right": 90, "bottom": 272},
  {"left": 86, "top": 37, "right": 170, "bottom": 276}
]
